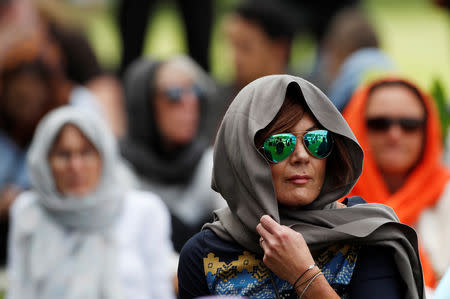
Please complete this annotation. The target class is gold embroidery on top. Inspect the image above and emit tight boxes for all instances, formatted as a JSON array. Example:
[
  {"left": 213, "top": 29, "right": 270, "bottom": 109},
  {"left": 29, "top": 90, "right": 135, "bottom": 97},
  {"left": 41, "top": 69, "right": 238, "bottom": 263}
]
[
  {"left": 315, "top": 244, "right": 357, "bottom": 268},
  {"left": 203, "top": 251, "right": 269, "bottom": 282}
]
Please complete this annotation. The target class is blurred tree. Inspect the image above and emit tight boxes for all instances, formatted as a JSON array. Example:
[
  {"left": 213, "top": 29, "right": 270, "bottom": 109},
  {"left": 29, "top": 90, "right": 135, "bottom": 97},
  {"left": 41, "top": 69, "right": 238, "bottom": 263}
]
[{"left": 431, "top": 78, "right": 450, "bottom": 141}]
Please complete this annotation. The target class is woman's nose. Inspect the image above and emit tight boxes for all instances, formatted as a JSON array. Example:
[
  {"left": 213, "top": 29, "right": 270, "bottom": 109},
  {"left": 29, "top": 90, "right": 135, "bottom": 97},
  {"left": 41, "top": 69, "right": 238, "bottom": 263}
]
[
  {"left": 289, "top": 139, "right": 310, "bottom": 163},
  {"left": 67, "top": 154, "right": 84, "bottom": 171},
  {"left": 386, "top": 124, "right": 403, "bottom": 140}
]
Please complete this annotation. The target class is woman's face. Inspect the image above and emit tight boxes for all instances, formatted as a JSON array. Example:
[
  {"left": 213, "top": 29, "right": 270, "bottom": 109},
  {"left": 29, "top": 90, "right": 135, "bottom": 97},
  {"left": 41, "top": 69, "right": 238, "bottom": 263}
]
[
  {"left": 270, "top": 112, "right": 327, "bottom": 207},
  {"left": 49, "top": 124, "right": 102, "bottom": 196},
  {"left": 153, "top": 63, "right": 200, "bottom": 148},
  {"left": 366, "top": 85, "right": 425, "bottom": 177}
]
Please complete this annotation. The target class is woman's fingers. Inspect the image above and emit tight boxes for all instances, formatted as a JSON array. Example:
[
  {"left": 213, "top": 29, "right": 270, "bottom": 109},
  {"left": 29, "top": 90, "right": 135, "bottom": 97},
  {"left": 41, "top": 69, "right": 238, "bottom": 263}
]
[
  {"left": 259, "top": 214, "right": 280, "bottom": 234},
  {"left": 256, "top": 215, "right": 281, "bottom": 243},
  {"left": 256, "top": 222, "right": 271, "bottom": 245}
]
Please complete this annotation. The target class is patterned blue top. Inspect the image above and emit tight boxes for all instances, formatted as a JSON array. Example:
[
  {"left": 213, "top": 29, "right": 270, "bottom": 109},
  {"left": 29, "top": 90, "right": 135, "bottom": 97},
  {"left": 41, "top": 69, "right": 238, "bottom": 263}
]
[
  {"left": 204, "top": 250, "right": 295, "bottom": 298},
  {"left": 178, "top": 200, "right": 406, "bottom": 299},
  {"left": 202, "top": 241, "right": 359, "bottom": 298}
]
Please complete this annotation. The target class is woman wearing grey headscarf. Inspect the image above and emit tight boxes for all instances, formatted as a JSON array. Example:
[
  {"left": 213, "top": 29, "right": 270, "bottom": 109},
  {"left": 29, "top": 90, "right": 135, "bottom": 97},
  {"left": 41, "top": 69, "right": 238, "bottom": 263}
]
[
  {"left": 178, "top": 75, "right": 424, "bottom": 298},
  {"left": 7, "top": 107, "right": 175, "bottom": 299},
  {"left": 120, "top": 55, "right": 225, "bottom": 253}
]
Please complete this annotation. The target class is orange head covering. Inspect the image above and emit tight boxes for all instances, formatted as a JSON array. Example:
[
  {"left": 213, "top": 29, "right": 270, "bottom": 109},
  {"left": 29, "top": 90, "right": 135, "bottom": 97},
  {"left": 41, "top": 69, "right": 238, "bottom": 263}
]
[{"left": 343, "top": 76, "right": 450, "bottom": 288}]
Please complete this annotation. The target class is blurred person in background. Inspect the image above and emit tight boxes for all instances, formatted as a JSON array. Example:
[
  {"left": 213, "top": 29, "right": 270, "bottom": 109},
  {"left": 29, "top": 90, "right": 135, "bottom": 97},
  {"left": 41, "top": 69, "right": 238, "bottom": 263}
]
[
  {"left": 282, "top": 0, "right": 359, "bottom": 54},
  {"left": 326, "top": 47, "right": 396, "bottom": 112},
  {"left": 219, "top": 0, "right": 297, "bottom": 113},
  {"left": 0, "top": 32, "right": 72, "bottom": 268},
  {"left": 307, "top": 6, "right": 386, "bottom": 101},
  {"left": 434, "top": 267, "right": 450, "bottom": 299},
  {"left": 7, "top": 106, "right": 174, "bottom": 299},
  {"left": 343, "top": 77, "right": 450, "bottom": 292},
  {"left": 178, "top": 75, "right": 423, "bottom": 298},
  {"left": 0, "top": 24, "right": 106, "bottom": 276},
  {"left": 117, "top": 0, "right": 214, "bottom": 75},
  {"left": 120, "top": 55, "right": 225, "bottom": 254},
  {"left": 0, "top": 0, "right": 127, "bottom": 137}
]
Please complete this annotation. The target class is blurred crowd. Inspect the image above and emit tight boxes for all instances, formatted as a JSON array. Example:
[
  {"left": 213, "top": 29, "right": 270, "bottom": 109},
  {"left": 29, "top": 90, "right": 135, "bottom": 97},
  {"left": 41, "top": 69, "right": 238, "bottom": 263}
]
[{"left": 0, "top": 0, "right": 449, "bottom": 298}]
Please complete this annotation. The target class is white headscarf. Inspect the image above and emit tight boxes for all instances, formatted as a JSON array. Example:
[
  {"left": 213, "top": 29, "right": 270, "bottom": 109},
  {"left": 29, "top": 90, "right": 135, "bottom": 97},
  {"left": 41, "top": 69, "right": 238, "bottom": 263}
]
[{"left": 9, "top": 107, "right": 128, "bottom": 299}]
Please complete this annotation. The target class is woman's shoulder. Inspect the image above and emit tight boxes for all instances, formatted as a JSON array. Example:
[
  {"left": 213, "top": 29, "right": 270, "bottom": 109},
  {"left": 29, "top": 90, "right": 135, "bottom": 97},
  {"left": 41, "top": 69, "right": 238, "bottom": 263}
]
[
  {"left": 349, "top": 245, "right": 406, "bottom": 297},
  {"left": 10, "top": 191, "right": 44, "bottom": 234},
  {"left": 120, "top": 189, "right": 171, "bottom": 227},
  {"left": 179, "top": 229, "right": 246, "bottom": 276},
  {"left": 355, "top": 246, "right": 400, "bottom": 279},
  {"left": 10, "top": 191, "right": 40, "bottom": 217},
  {"left": 180, "top": 229, "right": 250, "bottom": 263},
  {"left": 123, "top": 189, "right": 168, "bottom": 212}
]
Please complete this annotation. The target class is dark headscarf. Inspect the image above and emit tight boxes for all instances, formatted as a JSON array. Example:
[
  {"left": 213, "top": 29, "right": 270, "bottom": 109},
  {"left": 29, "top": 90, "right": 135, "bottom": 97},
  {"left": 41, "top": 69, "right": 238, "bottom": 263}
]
[
  {"left": 205, "top": 75, "right": 424, "bottom": 299},
  {"left": 120, "top": 56, "right": 214, "bottom": 184}
]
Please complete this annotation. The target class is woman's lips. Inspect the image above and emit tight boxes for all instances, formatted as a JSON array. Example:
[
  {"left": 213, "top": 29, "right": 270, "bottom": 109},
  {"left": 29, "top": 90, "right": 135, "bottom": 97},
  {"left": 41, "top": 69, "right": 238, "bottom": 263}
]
[{"left": 287, "top": 175, "right": 311, "bottom": 184}]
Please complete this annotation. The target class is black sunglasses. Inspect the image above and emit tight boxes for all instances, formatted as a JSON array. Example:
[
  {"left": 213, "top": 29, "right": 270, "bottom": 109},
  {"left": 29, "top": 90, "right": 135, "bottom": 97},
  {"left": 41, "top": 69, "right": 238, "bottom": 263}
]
[
  {"left": 366, "top": 117, "right": 425, "bottom": 132},
  {"left": 160, "top": 84, "right": 203, "bottom": 102}
]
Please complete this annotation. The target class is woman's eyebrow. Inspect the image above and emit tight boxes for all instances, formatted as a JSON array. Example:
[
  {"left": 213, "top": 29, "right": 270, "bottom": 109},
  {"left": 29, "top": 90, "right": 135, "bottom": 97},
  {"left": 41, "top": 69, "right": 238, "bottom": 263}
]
[
  {"left": 288, "top": 125, "right": 320, "bottom": 133},
  {"left": 306, "top": 125, "right": 320, "bottom": 131}
]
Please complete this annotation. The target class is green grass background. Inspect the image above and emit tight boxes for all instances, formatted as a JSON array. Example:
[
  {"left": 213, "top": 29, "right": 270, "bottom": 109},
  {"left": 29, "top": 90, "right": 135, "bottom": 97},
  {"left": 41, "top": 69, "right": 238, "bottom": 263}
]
[{"left": 80, "top": 0, "right": 450, "bottom": 95}]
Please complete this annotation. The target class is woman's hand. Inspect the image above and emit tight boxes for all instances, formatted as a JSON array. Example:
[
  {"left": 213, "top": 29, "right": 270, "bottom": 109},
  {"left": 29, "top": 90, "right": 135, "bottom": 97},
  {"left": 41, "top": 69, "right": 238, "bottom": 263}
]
[{"left": 256, "top": 215, "right": 316, "bottom": 285}]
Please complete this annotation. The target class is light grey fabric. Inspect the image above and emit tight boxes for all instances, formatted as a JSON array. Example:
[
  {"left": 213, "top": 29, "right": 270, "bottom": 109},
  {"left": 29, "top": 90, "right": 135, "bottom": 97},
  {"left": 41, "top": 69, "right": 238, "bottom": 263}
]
[
  {"left": 10, "top": 106, "right": 129, "bottom": 299},
  {"left": 28, "top": 107, "right": 125, "bottom": 230},
  {"left": 204, "top": 75, "right": 424, "bottom": 299}
]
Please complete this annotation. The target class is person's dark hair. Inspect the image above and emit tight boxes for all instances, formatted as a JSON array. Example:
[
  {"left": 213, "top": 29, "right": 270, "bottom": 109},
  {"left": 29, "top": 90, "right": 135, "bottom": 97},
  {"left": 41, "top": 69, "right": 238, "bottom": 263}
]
[
  {"left": 255, "top": 84, "right": 354, "bottom": 188},
  {"left": 0, "top": 60, "right": 67, "bottom": 147},
  {"left": 235, "top": 0, "right": 297, "bottom": 42},
  {"left": 323, "top": 6, "right": 379, "bottom": 60}
]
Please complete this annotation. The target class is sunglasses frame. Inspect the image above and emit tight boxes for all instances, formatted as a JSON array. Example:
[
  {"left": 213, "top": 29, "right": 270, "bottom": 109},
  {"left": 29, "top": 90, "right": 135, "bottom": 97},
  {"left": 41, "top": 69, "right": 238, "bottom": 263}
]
[
  {"left": 366, "top": 117, "right": 425, "bottom": 132},
  {"left": 160, "top": 84, "right": 203, "bottom": 102},
  {"left": 261, "top": 130, "right": 334, "bottom": 163}
]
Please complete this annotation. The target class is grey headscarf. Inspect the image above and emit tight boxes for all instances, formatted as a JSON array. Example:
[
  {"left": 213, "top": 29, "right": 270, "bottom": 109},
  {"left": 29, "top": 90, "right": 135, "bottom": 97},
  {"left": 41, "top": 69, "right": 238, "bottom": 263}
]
[
  {"left": 205, "top": 75, "right": 424, "bottom": 299},
  {"left": 10, "top": 107, "right": 127, "bottom": 299},
  {"left": 120, "top": 55, "right": 216, "bottom": 183}
]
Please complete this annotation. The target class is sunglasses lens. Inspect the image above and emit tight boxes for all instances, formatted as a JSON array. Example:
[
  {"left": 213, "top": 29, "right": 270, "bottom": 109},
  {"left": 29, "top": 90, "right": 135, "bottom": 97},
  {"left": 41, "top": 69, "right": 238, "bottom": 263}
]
[
  {"left": 165, "top": 88, "right": 182, "bottom": 102},
  {"left": 399, "top": 118, "right": 425, "bottom": 131},
  {"left": 367, "top": 117, "right": 391, "bottom": 131},
  {"left": 164, "top": 85, "right": 203, "bottom": 102},
  {"left": 303, "top": 130, "right": 333, "bottom": 159},
  {"left": 263, "top": 133, "right": 296, "bottom": 163},
  {"left": 367, "top": 117, "right": 425, "bottom": 132},
  {"left": 193, "top": 84, "right": 203, "bottom": 98}
]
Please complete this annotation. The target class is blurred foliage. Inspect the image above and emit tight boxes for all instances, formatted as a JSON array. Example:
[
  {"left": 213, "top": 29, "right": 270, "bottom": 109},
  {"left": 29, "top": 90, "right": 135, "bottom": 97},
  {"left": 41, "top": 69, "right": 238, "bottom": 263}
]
[{"left": 431, "top": 78, "right": 450, "bottom": 140}]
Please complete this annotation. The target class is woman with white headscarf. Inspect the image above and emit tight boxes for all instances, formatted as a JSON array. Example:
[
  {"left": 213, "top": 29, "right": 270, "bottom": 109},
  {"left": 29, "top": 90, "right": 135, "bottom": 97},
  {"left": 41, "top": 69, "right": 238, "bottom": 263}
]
[{"left": 6, "top": 107, "right": 175, "bottom": 299}]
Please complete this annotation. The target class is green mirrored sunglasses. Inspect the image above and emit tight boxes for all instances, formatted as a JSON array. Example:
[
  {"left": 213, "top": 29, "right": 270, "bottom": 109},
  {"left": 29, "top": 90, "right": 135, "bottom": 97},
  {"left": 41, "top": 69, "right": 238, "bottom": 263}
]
[{"left": 262, "top": 130, "right": 333, "bottom": 163}]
